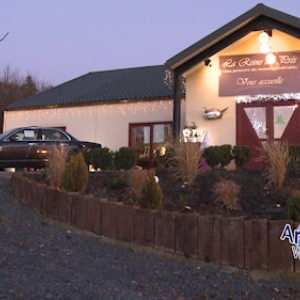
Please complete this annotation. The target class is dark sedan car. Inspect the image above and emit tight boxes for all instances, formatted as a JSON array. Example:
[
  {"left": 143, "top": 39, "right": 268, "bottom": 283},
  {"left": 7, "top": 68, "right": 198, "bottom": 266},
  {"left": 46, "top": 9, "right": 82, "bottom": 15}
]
[{"left": 0, "top": 127, "right": 102, "bottom": 169}]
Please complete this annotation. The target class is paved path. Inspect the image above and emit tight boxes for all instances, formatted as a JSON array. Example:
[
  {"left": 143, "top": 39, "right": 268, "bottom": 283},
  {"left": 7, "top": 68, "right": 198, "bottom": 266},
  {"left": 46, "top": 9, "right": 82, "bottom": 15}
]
[{"left": 0, "top": 172, "right": 300, "bottom": 299}]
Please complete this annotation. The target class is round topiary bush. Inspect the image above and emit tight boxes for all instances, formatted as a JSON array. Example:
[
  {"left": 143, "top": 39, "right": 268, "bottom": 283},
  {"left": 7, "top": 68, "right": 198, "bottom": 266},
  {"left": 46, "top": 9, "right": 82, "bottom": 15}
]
[
  {"left": 90, "top": 147, "right": 113, "bottom": 171},
  {"left": 114, "top": 147, "right": 136, "bottom": 170}
]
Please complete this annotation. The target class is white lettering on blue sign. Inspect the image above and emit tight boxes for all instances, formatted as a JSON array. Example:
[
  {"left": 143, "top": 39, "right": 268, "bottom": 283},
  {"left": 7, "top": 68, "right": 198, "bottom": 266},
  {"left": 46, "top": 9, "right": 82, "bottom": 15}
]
[{"left": 280, "top": 224, "right": 300, "bottom": 260}]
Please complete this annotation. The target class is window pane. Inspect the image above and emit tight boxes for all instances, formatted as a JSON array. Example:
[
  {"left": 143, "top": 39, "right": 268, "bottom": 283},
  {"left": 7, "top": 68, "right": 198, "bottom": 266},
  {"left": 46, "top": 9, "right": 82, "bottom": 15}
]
[
  {"left": 244, "top": 107, "right": 267, "bottom": 139},
  {"left": 153, "top": 124, "right": 172, "bottom": 156},
  {"left": 42, "top": 129, "right": 68, "bottom": 141},
  {"left": 11, "top": 129, "right": 38, "bottom": 141},
  {"left": 131, "top": 126, "right": 150, "bottom": 158},
  {"left": 274, "top": 106, "right": 294, "bottom": 139},
  {"left": 153, "top": 124, "right": 164, "bottom": 143}
]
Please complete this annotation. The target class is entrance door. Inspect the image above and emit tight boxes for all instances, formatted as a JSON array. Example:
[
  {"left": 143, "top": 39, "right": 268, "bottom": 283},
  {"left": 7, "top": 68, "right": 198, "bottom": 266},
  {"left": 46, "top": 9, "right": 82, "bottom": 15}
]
[
  {"left": 236, "top": 100, "right": 300, "bottom": 169},
  {"left": 129, "top": 122, "right": 172, "bottom": 168}
]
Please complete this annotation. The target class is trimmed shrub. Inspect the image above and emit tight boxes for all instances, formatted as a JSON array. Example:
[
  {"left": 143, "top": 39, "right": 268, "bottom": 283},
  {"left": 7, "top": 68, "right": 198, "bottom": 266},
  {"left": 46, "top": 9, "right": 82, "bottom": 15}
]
[
  {"left": 285, "top": 190, "right": 300, "bottom": 222},
  {"left": 232, "top": 145, "right": 252, "bottom": 169},
  {"left": 202, "top": 146, "right": 220, "bottom": 168},
  {"left": 62, "top": 152, "right": 89, "bottom": 192},
  {"left": 203, "top": 145, "right": 232, "bottom": 168},
  {"left": 218, "top": 144, "right": 232, "bottom": 168},
  {"left": 90, "top": 147, "right": 113, "bottom": 171},
  {"left": 138, "top": 169, "right": 162, "bottom": 209},
  {"left": 114, "top": 147, "right": 136, "bottom": 170}
]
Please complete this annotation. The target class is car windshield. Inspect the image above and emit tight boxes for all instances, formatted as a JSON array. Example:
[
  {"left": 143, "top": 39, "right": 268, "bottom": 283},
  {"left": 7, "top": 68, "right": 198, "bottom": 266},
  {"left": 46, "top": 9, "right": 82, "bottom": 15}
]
[{"left": 0, "top": 128, "right": 19, "bottom": 140}]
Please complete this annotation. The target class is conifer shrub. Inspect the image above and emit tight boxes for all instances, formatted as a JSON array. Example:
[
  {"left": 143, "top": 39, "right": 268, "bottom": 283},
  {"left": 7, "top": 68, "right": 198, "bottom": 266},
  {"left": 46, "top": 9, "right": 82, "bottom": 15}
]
[
  {"left": 138, "top": 169, "right": 162, "bottom": 209},
  {"left": 288, "top": 144, "right": 300, "bottom": 175},
  {"left": 114, "top": 147, "right": 136, "bottom": 170},
  {"left": 285, "top": 190, "right": 300, "bottom": 222},
  {"left": 232, "top": 145, "right": 252, "bottom": 169},
  {"left": 62, "top": 152, "right": 89, "bottom": 193},
  {"left": 90, "top": 147, "right": 113, "bottom": 171}
]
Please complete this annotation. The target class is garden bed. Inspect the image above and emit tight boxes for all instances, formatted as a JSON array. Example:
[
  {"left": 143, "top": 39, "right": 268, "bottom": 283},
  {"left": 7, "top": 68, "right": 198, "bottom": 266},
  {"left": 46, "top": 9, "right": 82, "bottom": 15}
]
[{"left": 83, "top": 168, "right": 300, "bottom": 220}]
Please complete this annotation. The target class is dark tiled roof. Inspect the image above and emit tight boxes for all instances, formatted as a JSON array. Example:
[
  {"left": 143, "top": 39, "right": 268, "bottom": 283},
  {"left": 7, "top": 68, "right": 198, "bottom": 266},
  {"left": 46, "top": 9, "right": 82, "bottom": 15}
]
[
  {"left": 5, "top": 65, "right": 174, "bottom": 110},
  {"left": 166, "top": 3, "right": 300, "bottom": 73}
]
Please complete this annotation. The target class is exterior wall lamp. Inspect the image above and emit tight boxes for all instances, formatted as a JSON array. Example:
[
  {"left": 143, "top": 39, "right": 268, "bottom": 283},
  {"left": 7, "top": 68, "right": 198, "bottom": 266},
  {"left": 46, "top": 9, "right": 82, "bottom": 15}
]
[{"left": 259, "top": 30, "right": 276, "bottom": 65}]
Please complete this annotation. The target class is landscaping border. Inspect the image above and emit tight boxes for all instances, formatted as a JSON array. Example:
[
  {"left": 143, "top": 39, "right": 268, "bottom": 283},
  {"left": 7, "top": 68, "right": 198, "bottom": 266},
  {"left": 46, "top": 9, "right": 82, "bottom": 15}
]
[{"left": 10, "top": 172, "right": 298, "bottom": 273}]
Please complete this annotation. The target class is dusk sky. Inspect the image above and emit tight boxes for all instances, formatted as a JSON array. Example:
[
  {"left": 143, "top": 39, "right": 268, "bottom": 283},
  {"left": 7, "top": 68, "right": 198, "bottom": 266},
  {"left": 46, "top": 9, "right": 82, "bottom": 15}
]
[{"left": 2, "top": 0, "right": 300, "bottom": 86}]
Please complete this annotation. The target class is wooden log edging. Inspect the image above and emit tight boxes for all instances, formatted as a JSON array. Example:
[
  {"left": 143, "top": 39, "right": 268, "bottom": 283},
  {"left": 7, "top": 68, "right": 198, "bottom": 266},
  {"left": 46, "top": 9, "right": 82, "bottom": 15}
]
[{"left": 11, "top": 173, "right": 298, "bottom": 273}]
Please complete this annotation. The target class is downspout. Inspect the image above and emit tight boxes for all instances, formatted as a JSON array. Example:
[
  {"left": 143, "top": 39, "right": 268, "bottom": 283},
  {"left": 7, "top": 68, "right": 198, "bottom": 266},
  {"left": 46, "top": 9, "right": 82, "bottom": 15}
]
[{"left": 173, "top": 72, "right": 182, "bottom": 140}]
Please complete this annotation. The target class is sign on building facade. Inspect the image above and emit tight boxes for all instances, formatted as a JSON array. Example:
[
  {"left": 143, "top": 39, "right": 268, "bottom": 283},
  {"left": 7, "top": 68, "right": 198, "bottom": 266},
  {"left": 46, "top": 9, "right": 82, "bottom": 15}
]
[{"left": 219, "top": 52, "right": 300, "bottom": 96}]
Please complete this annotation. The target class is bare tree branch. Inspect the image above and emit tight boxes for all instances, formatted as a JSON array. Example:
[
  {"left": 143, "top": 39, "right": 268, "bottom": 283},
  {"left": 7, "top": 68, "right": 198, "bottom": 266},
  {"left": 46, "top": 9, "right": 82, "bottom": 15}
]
[{"left": 0, "top": 32, "right": 9, "bottom": 42}]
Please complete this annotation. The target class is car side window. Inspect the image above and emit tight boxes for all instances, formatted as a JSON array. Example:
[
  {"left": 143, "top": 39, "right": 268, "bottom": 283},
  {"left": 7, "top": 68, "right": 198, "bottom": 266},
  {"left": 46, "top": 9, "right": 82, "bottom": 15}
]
[
  {"left": 42, "top": 129, "right": 69, "bottom": 141},
  {"left": 10, "top": 129, "right": 38, "bottom": 141}
]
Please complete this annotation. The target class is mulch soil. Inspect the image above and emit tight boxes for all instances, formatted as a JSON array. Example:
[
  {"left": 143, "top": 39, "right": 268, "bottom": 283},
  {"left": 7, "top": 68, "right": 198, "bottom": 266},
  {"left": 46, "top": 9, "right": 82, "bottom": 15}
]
[
  {"left": 85, "top": 168, "right": 300, "bottom": 220},
  {"left": 1, "top": 172, "right": 300, "bottom": 299}
]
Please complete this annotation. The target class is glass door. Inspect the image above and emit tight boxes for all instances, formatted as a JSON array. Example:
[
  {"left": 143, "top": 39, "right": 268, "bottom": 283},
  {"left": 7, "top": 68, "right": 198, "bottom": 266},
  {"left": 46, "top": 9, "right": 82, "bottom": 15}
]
[{"left": 129, "top": 122, "right": 172, "bottom": 168}]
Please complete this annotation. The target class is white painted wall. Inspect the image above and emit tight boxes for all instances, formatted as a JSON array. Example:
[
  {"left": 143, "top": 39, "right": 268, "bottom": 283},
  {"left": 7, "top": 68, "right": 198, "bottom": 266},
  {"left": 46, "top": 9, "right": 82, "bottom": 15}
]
[
  {"left": 184, "top": 30, "right": 300, "bottom": 147},
  {"left": 4, "top": 99, "right": 176, "bottom": 151}
]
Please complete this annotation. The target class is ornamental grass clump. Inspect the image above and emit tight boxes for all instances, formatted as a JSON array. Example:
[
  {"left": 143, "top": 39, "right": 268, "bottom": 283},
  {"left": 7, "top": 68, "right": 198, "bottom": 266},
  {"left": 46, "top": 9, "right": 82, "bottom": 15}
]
[
  {"left": 138, "top": 169, "right": 162, "bottom": 209},
  {"left": 213, "top": 179, "right": 240, "bottom": 211},
  {"left": 43, "top": 144, "right": 69, "bottom": 188},
  {"left": 62, "top": 151, "right": 89, "bottom": 193},
  {"left": 125, "top": 168, "right": 148, "bottom": 199},
  {"left": 167, "top": 140, "right": 201, "bottom": 185},
  {"left": 285, "top": 190, "right": 300, "bottom": 222},
  {"left": 260, "top": 141, "right": 290, "bottom": 188}
]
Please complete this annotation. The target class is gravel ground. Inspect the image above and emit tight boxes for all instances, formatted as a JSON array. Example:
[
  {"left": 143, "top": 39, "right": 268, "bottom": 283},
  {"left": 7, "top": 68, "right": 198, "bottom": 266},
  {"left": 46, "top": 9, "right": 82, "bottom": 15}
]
[{"left": 0, "top": 173, "right": 300, "bottom": 300}]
